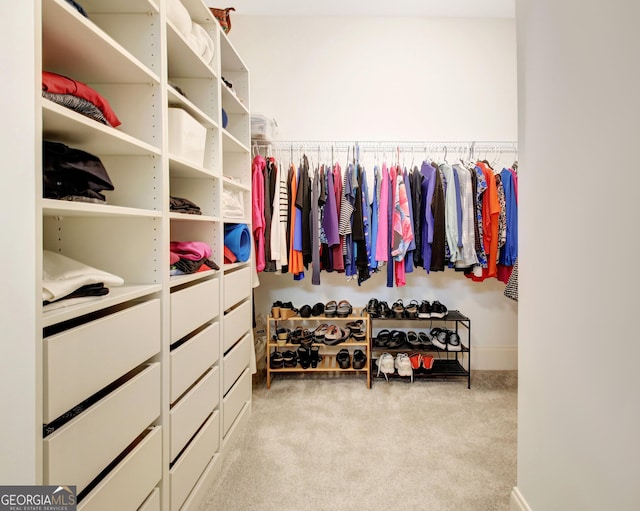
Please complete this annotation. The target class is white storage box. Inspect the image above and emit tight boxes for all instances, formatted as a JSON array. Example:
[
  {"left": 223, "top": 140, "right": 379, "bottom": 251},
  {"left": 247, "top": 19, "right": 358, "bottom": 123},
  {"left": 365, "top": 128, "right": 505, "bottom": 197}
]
[
  {"left": 251, "top": 114, "right": 278, "bottom": 141},
  {"left": 168, "top": 108, "right": 207, "bottom": 167}
]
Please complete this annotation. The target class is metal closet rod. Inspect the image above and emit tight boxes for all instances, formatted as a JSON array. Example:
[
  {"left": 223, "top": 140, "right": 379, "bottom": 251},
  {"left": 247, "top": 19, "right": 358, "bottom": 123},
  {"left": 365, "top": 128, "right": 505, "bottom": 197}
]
[{"left": 253, "top": 140, "right": 518, "bottom": 152}]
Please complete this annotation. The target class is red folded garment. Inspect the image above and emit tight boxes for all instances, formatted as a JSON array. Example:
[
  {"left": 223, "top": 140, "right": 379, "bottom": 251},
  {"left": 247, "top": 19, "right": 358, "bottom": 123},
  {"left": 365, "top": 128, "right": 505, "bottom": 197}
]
[
  {"left": 42, "top": 71, "right": 122, "bottom": 127},
  {"left": 224, "top": 245, "right": 237, "bottom": 264}
]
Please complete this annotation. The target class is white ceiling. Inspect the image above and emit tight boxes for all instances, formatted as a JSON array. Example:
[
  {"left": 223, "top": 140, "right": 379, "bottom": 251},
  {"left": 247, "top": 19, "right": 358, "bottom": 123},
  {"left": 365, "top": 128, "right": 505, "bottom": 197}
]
[{"left": 207, "top": 0, "right": 515, "bottom": 18}]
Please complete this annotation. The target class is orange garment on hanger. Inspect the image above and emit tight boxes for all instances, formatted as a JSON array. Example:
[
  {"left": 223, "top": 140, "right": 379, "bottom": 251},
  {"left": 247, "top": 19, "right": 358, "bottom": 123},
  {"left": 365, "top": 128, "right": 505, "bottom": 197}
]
[
  {"left": 288, "top": 163, "right": 303, "bottom": 276},
  {"left": 478, "top": 162, "right": 500, "bottom": 278}
]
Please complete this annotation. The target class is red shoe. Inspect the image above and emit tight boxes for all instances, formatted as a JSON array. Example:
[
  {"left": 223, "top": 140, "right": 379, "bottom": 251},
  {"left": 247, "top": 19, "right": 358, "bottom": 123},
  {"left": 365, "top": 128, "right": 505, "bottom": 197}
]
[
  {"left": 422, "top": 355, "right": 435, "bottom": 370},
  {"left": 409, "top": 352, "right": 422, "bottom": 370}
]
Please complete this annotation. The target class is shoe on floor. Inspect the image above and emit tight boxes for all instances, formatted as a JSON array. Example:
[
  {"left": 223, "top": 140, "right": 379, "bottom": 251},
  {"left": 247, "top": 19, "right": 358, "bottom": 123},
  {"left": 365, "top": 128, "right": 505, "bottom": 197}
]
[
  {"left": 395, "top": 353, "right": 413, "bottom": 381},
  {"left": 336, "top": 348, "right": 351, "bottom": 369},
  {"left": 352, "top": 349, "right": 367, "bottom": 369},
  {"left": 421, "top": 355, "right": 435, "bottom": 370},
  {"left": 430, "top": 328, "right": 448, "bottom": 350},
  {"left": 431, "top": 300, "right": 448, "bottom": 318},
  {"left": 446, "top": 331, "right": 462, "bottom": 351},
  {"left": 377, "top": 353, "right": 395, "bottom": 381},
  {"left": 418, "top": 300, "right": 432, "bottom": 318}
]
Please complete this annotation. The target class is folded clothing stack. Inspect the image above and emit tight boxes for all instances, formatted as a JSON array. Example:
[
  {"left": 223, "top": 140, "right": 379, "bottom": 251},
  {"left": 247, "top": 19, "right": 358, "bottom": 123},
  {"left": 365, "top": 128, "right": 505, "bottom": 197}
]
[
  {"left": 42, "top": 250, "right": 124, "bottom": 307},
  {"left": 42, "top": 71, "right": 121, "bottom": 127},
  {"left": 170, "top": 240, "right": 219, "bottom": 275},
  {"left": 43, "top": 140, "right": 115, "bottom": 203},
  {"left": 167, "top": 0, "right": 215, "bottom": 65}
]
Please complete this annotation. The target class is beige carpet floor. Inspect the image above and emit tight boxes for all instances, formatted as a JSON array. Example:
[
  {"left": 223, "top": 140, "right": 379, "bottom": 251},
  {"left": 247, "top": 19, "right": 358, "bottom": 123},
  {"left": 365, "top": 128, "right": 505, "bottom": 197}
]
[{"left": 199, "top": 371, "right": 517, "bottom": 511}]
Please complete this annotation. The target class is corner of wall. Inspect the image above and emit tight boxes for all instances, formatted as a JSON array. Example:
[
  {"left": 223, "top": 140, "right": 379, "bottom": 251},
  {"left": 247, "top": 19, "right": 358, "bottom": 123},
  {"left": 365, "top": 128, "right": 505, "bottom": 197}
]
[{"left": 510, "top": 487, "right": 532, "bottom": 511}]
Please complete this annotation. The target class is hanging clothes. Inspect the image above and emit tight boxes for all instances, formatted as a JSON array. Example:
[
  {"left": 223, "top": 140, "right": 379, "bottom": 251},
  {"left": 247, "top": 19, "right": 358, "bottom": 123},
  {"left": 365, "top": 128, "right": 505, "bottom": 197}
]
[
  {"left": 295, "top": 155, "right": 312, "bottom": 268},
  {"left": 288, "top": 163, "right": 304, "bottom": 278},
  {"left": 375, "top": 163, "right": 390, "bottom": 264},
  {"left": 453, "top": 163, "right": 479, "bottom": 268},
  {"left": 403, "top": 167, "right": 416, "bottom": 274},
  {"left": 430, "top": 164, "right": 446, "bottom": 272},
  {"left": 497, "top": 167, "right": 518, "bottom": 283},
  {"left": 419, "top": 161, "right": 436, "bottom": 272},
  {"left": 263, "top": 158, "right": 276, "bottom": 272},
  {"left": 410, "top": 165, "right": 423, "bottom": 268},
  {"left": 270, "top": 159, "right": 288, "bottom": 271},
  {"left": 331, "top": 162, "right": 345, "bottom": 272},
  {"left": 311, "top": 168, "right": 321, "bottom": 285},
  {"left": 251, "top": 154, "right": 266, "bottom": 272}
]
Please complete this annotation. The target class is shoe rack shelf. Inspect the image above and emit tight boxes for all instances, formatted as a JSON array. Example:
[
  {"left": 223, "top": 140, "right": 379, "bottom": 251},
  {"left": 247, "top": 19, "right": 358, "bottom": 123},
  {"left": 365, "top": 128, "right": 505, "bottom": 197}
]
[
  {"left": 266, "top": 309, "right": 371, "bottom": 389},
  {"left": 370, "top": 310, "right": 471, "bottom": 388}
]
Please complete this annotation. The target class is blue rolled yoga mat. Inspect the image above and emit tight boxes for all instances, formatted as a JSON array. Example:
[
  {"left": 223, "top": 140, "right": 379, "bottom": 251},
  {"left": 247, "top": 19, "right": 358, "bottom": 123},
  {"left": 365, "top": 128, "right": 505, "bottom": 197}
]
[{"left": 224, "top": 223, "right": 251, "bottom": 262}]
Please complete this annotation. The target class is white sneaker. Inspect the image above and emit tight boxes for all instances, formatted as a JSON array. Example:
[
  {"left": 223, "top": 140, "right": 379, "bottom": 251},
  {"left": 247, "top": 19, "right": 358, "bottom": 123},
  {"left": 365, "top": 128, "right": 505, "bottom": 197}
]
[
  {"left": 377, "top": 353, "right": 395, "bottom": 381},
  {"left": 395, "top": 353, "right": 413, "bottom": 382}
]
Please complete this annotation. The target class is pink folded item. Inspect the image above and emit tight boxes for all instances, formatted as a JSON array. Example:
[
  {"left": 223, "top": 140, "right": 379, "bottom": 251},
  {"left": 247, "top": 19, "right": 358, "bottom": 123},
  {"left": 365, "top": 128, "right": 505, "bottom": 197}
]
[
  {"left": 170, "top": 240, "right": 212, "bottom": 261},
  {"left": 170, "top": 251, "right": 181, "bottom": 265}
]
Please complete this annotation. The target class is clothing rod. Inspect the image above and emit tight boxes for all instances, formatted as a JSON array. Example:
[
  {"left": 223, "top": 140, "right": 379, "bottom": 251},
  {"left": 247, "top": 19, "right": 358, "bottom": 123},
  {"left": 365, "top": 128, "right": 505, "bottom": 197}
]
[{"left": 252, "top": 140, "right": 518, "bottom": 152}]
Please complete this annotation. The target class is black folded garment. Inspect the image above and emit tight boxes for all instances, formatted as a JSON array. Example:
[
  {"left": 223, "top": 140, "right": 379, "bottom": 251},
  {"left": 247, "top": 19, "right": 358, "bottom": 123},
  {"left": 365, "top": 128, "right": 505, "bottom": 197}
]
[
  {"left": 43, "top": 140, "right": 114, "bottom": 202},
  {"left": 170, "top": 195, "right": 202, "bottom": 215},
  {"left": 43, "top": 283, "right": 109, "bottom": 305},
  {"left": 173, "top": 257, "right": 219, "bottom": 274}
]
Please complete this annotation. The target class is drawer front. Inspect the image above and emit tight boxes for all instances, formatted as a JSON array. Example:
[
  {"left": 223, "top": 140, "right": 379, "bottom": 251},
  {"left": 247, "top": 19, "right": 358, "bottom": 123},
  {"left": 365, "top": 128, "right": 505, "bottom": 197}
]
[
  {"left": 171, "top": 279, "right": 220, "bottom": 342},
  {"left": 223, "top": 368, "right": 251, "bottom": 436},
  {"left": 44, "top": 363, "right": 161, "bottom": 493},
  {"left": 44, "top": 299, "right": 161, "bottom": 423},
  {"left": 223, "top": 267, "right": 251, "bottom": 310},
  {"left": 223, "top": 333, "right": 251, "bottom": 395},
  {"left": 170, "top": 411, "right": 219, "bottom": 511},
  {"left": 78, "top": 427, "right": 161, "bottom": 511},
  {"left": 223, "top": 300, "right": 251, "bottom": 352},
  {"left": 137, "top": 488, "right": 160, "bottom": 511},
  {"left": 170, "top": 322, "right": 220, "bottom": 404},
  {"left": 170, "top": 367, "right": 220, "bottom": 461}
]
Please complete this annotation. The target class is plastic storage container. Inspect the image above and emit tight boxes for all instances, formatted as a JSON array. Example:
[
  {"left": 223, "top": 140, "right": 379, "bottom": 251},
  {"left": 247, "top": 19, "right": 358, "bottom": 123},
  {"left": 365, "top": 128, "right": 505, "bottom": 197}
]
[
  {"left": 168, "top": 108, "right": 207, "bottom": 167},
  {"left": 251, "top": 115, "right": 278, "bottom": 141}
]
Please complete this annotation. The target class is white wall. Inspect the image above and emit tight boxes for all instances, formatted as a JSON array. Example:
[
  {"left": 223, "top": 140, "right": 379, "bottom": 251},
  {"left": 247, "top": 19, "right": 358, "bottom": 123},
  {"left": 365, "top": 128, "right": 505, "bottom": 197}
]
[
  {"left": 513, "top": 1, "right": 640, "bottom": 509},
  {"left": 229, "top": 15, "right": 518, "bottom": 369},
  {"left": 230, "top": 16, "right": 517, "bottom": 141}
]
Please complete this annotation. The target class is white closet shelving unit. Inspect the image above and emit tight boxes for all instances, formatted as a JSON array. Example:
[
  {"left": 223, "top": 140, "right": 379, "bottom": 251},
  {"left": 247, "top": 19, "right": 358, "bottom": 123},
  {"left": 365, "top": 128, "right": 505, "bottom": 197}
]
[{"left": 32, "top": 1, "right": 253, "bottom": 510}]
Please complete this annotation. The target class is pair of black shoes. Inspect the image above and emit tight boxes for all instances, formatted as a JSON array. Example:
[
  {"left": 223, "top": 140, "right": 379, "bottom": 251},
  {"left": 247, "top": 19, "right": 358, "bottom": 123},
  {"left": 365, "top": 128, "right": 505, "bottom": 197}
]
[
  {"left": 298, "top": 302, "right": 326, "bottom": 318},
  {"left": 336, "top": 349, "right": 367, "bottom": 369},
  {"left": 366, "top": 298, "right": 394, "bottom": 319},
  {"left": 270, "top": 347, "right": 321, "bottom": 369},
  {"left": 270, "top": 350, "right": 297, "bottom": 369},
  {"left": 297, "top": 346, "right": 321, "bottom": 368}
]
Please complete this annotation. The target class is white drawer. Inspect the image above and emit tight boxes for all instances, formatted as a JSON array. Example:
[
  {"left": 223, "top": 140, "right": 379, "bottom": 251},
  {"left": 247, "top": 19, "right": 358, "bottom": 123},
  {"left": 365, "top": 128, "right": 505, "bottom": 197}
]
[
  {"left": 44, "top": 299, "right": 161, "bottom": 423},
  {"left": 223, "top": 300, "right": 251, "bottom": 352},
  {"left": 138, "top": 488, "right": 160, "bottom": 511},
  {"left": 170, "top": 367, "right": 219, "bottom": 461},
  {"left": 223, "top": 267, "right": 251, "bottom": 310},
  {"left": 223, "top": 333, "right": 251, "bottom": 395},
  {"left": 78, "top": 426, "right": 161, "bottom": 511},
  {"left": 223, "top": 368, "right": 251, "bottom": 436},
  {"left": 171, "top": 279, "right": 220, "bottom": 342},
  {"left": 44, "top": 363, "right": 160, "bottom": 494},
  {"left": 170, "top": 322, "right": 219, "bottom": 404},
  {"left": 170, "top": 411, "right": 219, "bottom": 511}
]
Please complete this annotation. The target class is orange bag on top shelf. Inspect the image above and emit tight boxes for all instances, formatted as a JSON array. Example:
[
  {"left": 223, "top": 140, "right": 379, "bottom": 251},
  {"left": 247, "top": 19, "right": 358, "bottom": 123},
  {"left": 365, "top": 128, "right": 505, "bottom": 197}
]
[{"left": 210, "top": 7, "right": 235, "bottom": 33}]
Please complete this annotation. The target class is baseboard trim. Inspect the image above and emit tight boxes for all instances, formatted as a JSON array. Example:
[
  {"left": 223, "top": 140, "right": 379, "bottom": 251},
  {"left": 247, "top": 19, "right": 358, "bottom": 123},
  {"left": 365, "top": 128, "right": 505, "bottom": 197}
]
[
  {"left": 510, "top": 487, "right": 532, "bottom": 511},
  {"left": 471, "top": 346, "right": 518, "bottom": 370}
]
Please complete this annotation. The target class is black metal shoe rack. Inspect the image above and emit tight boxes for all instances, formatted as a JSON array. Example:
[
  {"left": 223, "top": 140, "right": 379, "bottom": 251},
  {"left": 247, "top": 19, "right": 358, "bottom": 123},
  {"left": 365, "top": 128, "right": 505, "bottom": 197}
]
[{"left": 369, "top": 310, "right": 471, "bottom": 388}]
